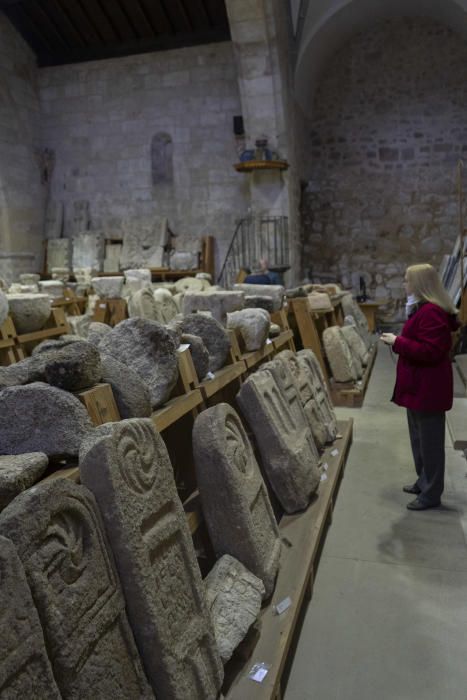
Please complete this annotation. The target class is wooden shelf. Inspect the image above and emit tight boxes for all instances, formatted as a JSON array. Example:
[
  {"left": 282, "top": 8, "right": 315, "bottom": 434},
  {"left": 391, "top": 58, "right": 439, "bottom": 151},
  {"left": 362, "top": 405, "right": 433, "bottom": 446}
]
[
  {"left": 241, "top": 340, "right": 275, "bottom": 369},
  {"left": 234, "top": 160, "right": 289, "bottom": 173},
  {"left": 151, "top": 389, "right": 204, "bottom": 433},
  {"left": 224, "top": 418, "right": 353, "bottom": 699},
  {"left": 272, "top": 329, "right": 295, "bottom": 352},
  {"left": 330, "top": 342, "right": 378, "bottom": 408},
  {"left": 198, "top": 361, "right": 245, "bottom": 400}
]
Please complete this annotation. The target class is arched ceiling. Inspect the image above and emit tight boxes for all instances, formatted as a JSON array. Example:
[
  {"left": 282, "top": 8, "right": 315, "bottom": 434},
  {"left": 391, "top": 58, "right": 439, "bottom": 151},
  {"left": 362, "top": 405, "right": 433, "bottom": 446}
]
[{"left": 295, "top": 0, "right": 467, "bottom": 114}]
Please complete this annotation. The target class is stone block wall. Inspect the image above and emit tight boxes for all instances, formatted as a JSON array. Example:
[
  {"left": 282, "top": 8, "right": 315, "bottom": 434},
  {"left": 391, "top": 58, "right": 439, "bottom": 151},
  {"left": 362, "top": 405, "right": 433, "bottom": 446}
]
[
  {"left": 0, "top": 14, "right": 44, "bottom": 283},
  {"left": 301, "top": 18, "right": 467, "bottom": 319},
  {"left": 39, "top": 42, "right": 248, "bottom": 278}
]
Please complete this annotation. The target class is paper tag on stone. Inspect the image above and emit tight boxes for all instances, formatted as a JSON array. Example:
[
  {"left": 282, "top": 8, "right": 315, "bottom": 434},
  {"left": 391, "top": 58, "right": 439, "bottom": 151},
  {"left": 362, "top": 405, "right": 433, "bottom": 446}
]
[
  {"left": 274, "top": 596, "right": 292, "bottom": 615},
  {"left": 99, "top": 303, "right": 106, "bottom": 308},
  {"left": 248, "top": 663, "right": 271, "bottom": 684},
  {"left": 331, "top": 448, "right": 339, "bottom": 457}
]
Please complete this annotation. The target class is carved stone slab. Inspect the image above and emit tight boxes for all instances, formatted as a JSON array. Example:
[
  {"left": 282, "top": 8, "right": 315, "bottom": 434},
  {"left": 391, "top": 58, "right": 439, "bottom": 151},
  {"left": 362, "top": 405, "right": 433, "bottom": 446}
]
[
  {"left": 0, "top": 535, "right": 61, "bottom": 698},
  {"left": 98, "top": 318, "right": 179, "bottom": 408},
  {"left": 193, "top": 403, "right": 281, "bottom": 597},
  {"left": 72, "top": 232, "right": 105, "bottom": 271},
  {"left": 237, "top": 371, "right": 320, "bottom": 514},
  {"left": 100, "top": 354, "right": 152, "bottom": 419},
  {"left": 234, "top": 284, "right": 285, "bottom": 311},
  {"left": 153, "top": 288, "right": 179, "bottom": 323},
  {"left": 341, "top": 294, "right": 372, "bottom": 347},
  {"left": 226, "top": 309, "right": 270, "bottom": 351},
  {"left": 205, "top": 555, "right": 265, "bottom": 663},
  {"left": 80, "top": 419, "right": 223, "bottom": 699},
  {"left": 127, "top": 288, "right": 162, "bottom": 322},
  {"left": 177, "top": 314, "right": 231, "bottom": 372},
  {"left": 46, "top": 237, "right": 71, "bottom": 271},
  {"left": 260, "top": 357, "right": 320, "bottom": 462},
  {"left": 0, "top": 383, "right": 93, "bottom": 457},
  {"left": 341, "top": 325, "right": 369, "bottom": 366},
  {"left": 0, "top": 480, "right": 154, "bottom": 699},
  {"left": 322, "top": 326, "right": 361, "bottom": 383}
]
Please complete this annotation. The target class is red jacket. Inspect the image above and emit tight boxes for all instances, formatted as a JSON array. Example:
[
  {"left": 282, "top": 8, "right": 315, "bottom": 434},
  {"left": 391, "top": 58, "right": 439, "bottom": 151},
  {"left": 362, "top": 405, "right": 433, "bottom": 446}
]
[{"left": 392, "top": 302, "right": 459, "bottom": 412}]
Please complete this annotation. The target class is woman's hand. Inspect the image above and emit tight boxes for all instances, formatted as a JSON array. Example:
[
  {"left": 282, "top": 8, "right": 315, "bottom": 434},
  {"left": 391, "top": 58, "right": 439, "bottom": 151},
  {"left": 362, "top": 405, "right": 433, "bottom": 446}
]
[{"left": 380, "top": 333, "right": 397, "bottom": 346}]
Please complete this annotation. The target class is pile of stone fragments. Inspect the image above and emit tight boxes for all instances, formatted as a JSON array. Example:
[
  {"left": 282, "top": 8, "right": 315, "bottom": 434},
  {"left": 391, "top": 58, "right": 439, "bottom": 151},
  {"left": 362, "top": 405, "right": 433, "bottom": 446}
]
[{"left": 0, "top": 268, "right": 342, "bottom": 698}]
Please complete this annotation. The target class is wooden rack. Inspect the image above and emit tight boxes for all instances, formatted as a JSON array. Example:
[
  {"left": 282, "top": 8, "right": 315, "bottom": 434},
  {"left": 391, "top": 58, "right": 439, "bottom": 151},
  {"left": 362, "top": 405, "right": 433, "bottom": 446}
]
[
  {"left": 92, "top": 298, "right": 128, "bottom": 327},
  {"left": 0, "top": 308, "right": 70, "bottom": 364},
  {"left": 288, "top": 297, "right": 377, "bottom": 407}
]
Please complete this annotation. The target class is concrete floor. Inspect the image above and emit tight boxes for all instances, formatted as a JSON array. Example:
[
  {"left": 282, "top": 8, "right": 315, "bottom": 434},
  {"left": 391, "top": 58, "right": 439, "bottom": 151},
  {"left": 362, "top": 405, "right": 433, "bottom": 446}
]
[{"left": 285, "top": 346, "right": 467, "bottom": 700}]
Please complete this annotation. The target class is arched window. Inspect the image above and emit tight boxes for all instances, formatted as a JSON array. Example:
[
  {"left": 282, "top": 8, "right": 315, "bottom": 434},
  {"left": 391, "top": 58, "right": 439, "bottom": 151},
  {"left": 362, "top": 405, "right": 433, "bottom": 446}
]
[{"left": 151, "top": 132, "right": 173, "bottom": 184}]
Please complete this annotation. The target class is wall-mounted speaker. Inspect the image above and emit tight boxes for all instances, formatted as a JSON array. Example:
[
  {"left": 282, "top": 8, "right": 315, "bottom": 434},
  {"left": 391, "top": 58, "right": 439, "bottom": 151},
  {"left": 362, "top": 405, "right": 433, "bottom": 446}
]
[{"left": 233, "top": 115, "right": 244, "bottom": 136}]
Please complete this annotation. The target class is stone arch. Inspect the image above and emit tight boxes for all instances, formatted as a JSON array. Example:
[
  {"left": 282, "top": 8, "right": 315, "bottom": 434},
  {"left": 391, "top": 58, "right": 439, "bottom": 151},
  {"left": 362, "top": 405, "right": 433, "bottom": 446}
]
[{"left": 151, "top": 132, "right": 173, "bottom": 185}]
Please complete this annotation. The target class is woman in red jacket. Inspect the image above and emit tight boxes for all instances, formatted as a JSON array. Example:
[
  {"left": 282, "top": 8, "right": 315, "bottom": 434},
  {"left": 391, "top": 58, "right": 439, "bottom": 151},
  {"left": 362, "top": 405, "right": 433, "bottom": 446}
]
[{"left": 381, "top": 263, "right": 459, "bottom": 511}]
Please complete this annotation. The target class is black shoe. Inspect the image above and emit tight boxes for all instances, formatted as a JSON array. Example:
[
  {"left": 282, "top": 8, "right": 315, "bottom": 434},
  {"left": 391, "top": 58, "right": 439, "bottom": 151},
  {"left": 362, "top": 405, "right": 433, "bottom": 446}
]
[
  {"left": 403, "top": 484, "right": 421, "bottom": 495},
  {"left": 407, "top": 498, "right": 441, "bottom": 511}
]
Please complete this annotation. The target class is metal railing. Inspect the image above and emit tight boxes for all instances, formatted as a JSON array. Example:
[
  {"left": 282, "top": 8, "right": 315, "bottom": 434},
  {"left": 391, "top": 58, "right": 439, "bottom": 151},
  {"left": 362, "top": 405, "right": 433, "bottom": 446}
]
[{"left": 218, "top": 214, "right": 290, "bottom": 288}]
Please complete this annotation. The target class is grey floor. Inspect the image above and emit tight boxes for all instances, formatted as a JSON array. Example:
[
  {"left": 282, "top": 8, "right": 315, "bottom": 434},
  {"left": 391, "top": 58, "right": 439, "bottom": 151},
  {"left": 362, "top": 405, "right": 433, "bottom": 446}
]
[{"left": 285, "top": 346, "right": 467, "bottom": 700}]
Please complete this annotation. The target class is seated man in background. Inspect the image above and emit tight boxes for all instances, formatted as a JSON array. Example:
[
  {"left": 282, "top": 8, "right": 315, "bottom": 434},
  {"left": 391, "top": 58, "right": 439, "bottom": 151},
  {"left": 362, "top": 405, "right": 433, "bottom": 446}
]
[{"left": 244, "top": 258, "right": 282, "bottom": 285}]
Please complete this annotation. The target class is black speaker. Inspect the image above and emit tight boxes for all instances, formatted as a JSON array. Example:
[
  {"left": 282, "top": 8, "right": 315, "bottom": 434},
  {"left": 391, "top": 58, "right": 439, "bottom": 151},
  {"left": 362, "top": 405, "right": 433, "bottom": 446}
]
[{"left": 233, "top": 115, "right": 244, "bottom": 136}]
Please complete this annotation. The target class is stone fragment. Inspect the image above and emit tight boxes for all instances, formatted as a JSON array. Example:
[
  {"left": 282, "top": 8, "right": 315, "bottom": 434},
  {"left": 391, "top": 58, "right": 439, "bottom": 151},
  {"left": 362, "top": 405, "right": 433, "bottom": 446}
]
[
  {"left": 193, "top": 404, "right": 281, "bottom": 596},
  {"left": 72, "top": 231, "right": 105, "bottom": 270},
  {"left": 244, "top": 294, "right": 275, "bottom": 312},
  {"left": 205, "top": 555, "right": 265, "bottom": 663},
  {"left": 177, "top": 314, "right": 231, "bottom": 372},
  {"left": 182, "top": 290, "right": 244, "bottom": 324},
  {"left": 296, "top": 350, "right": 338, "bottom": 442},
  {"left": 0, "top": 480, "right": 154, "bottom": 699},
  {"left": 0, "top": 359, "right": 33, "bottom": 390},
  {"left": 286, "top": 286, "right": 307, "bottom": 298},
  {"left": 234, "top": 283, "right": 285, "bottom": 311},
  {"left": 91, "top": 276, "right": 124, "bottom": 299},
  {"left": 80, "top": 419, "right": 223, "bottom": 699},
  {"left": 121, "top": 218, "right": 166, "bottom": 268},
  {"left": 123, "top": 268, "right": 152, "bottom": 294},
  {"left": 87, "top": 321, "right": 111, "bottom": 346},
  {"left": 307, "top": 291, "right": 332, "bottom": 311},
  {"left": 38, "top": 280, "right": 64, "bottom": 299},
  {"left": 173, "top": 292, "right": 184, "bottom": 311},
  {"left": 322, "top": 326, "right": 361, "bottom": 382},
  {"left": 46, "top": 237, "right": 71, "bottom": 271},
  {"left": 128, "top": 288, "right": 161, "bottom": 321},
  {"left": 73, "top": 267, "right": 93, "bottom": 285},
  {"left": 0, "top": 453, "right": 48, "bottom": 510},
  {"left": 237, "top": 370, "right": 320, "bottom": 513},
  {"left": 101, "top": 354, "right": 152, "bottom": 418},
  {"left": 19, "top": 273, "right": 40, "bottom": 285},
  {"left": 341, "top": 325, "right": 369, "bottom": 366},
  {"left": 6, "top": 294, "right": 51, "bottom": 333},
  {"left": 344, "top": 314, "right": 372, "bottom": 349},
  {"left": 51, "top": 267, "right": 71, "bottom": 282},
  {"left": 195, "top": 272, "right": 212, "bottom": 282},
  {"left": 174, "top": 277, "right": 205, "bottom": 293},
  {"left": 181, "top": 333, "right": 209, "bottom": 380},
  {"left": 170, "top": 251, "right": 199, "bottom": 270},
  {"left": 153, "top": 287, "right": 178, "bottom": 323},
  {"left": 98, "top": 318, "right": 179, "bottom": 408},
  {"left": 269, "top": 322, "right": 281, "bottom": 336},
  {"left": 0, "top": 535, "right": 61, "bottom": 698},
  {"left": 227, "top": 308, "right": 270, "bottom": 351},
  {"left": 31, "top": 335, "right": 82, "bottom": 355},
  {"left": 30, "top": 338, "right": 102, "bottom": 391},
  {"left": 341, "top": 293, "right": 373, "bottom": 347},
  {"left": 0, "top": 289, "right": 8, "bottom": 326},
  {"left": 67, "top": 313, "right": 91, "bottom": 338},
  {"left": 71, "top": 199, "right": 90, "bottom": 234},
  {"left": 0, "top": 383, "right": 93, "bottom": 457}
]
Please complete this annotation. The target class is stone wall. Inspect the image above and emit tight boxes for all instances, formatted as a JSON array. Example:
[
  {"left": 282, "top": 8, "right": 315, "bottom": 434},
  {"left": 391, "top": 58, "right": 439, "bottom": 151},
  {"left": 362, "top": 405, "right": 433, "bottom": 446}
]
[
  {"left": 301, "top": 18, "right": 467, "bottom": 319},
  {"left": 39, "top": 42, "right": 248, "bottom": 278},
  {"left": 0, "top": 14, "right": 44, "bottom": 283}
]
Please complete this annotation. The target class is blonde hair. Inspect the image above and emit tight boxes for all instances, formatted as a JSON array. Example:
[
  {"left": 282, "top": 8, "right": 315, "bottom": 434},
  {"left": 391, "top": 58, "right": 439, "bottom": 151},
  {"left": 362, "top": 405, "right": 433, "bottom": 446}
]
[{"left": 406, "top": 263, "right": 457, "bottom": 314}]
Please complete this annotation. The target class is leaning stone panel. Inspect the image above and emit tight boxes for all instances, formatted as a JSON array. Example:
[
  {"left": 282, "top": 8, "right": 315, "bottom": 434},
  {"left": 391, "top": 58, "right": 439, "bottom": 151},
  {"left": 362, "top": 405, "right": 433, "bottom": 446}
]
[
  {"left": 297, "top": 350, "right": 338, "bottom": 441},
  {"left": 153, "top": 288, "right": 179, "bottom": 323},
  {"left": 0, "top": 535, "right": 61, "bottom": 698},
  {"left": 322, "top": 327, "right": 361, "bottom": 383},
  {"left": 0, "top": 480, "right": 154, "bottom": 699},
  {"left": 0, "top": 383, "right": 93, "bottom": 457},
  {"left": 80, "top": 419, "right": 223, "bottom": 700},
  {"left": 205, "top": 555, "right": 265, "bottom": 663},
  {"left": 260, "top": 357, "right": 320, "bottom": 461},
  {"left": 226, "top": 309, "right": 270, "bottom": 351},
  {"left": 193, "top": 403, "right": 281, "bottom": 597},
  {"left": 98, "top": 318, "right": 179, "bottom": 408},
  {"left": 127, "top": 288, "right": 162, "bottom": 322},
  {"left": 341, "top": 325, "right": 369, "bottom": 366},
  {"left": 177, "top": 314, "right": 231, "bottom": 372},
  {"left": 100, "top": 354, "right": 152, "bottom": 419},
  {"left": 237, "top": 371, "right": 320, "bottom": 513}
]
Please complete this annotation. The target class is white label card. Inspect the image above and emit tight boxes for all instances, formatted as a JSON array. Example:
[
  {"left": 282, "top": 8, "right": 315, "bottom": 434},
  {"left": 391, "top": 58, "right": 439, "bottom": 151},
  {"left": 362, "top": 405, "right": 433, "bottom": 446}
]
[
  {"left": 331, "top": 448, "right": 339, "bottom": 457},
  {"left": 320, "top": 472, "right": 328, "bottom": 482},
  {"left": 274, "top": 596, "right": 292, "bottom": 615},
  {"left": 248, "top": 663, "right": 271, "bottom": 684}
]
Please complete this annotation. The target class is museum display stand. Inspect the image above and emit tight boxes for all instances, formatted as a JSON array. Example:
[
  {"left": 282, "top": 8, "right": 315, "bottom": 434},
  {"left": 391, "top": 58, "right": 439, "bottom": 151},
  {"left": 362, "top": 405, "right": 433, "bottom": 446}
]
[
  {"left": 52, "top": 288, "right": 86, "bottom": 316},
  {"left": 0, "top": 307, "right": 70, "bottom": 362},
  {"left": 289, "top": 297, "right": 378, "bottom": 407},
  {"left": 92, "top": 297, "right": 128, "bottom": 326},
  {"left": 1, "top": 309, "right": 354, "bottom": 698}
]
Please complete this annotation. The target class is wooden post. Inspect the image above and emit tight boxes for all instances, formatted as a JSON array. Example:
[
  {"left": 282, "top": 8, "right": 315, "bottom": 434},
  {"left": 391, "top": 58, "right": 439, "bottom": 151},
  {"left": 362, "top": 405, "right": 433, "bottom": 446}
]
[{"left": 290, "top": 298, "right": 330, "bottom": 382}]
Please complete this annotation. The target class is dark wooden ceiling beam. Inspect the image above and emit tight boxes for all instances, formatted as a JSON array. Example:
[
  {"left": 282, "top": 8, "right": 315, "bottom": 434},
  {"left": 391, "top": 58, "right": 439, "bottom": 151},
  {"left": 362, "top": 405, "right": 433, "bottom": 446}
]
[
  {"left": 140, "top": 0, "right": 174, "bottom": 34},
  {"left": 118, "top": 0, "right": 153, "bottom": 39},
  {"left": 61, "top": 0, "right": 102, "bottom": 45},
  {"left": 36, "top": 25, "right": 231, "bottom": 66},
  {"left": 183, "top": 0, "right": 211, "bottom": 30},
  {"left": 163, "top": 0, "right": 193, "bottom": 33},
  {"left": 42, "top": 0, "right": 87, "bottom": 48},
  {"left": 4, "top": 3, "right": 53, "bottom": 53},
  {"left": 203, "top": 0, "right": 229, "bottom": 27},
  {"left": 23, "top": 1, "right": 69, "bottom": 49},
  {"left": 97, "top": 0, "right": 136, "bottom": 41}
]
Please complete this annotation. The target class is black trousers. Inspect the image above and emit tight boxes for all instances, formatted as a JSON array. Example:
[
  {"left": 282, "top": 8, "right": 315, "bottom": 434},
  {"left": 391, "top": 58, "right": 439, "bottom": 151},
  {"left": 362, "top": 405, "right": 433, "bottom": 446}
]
[{"left": 407, "top": 409, "right": 446, "bottom": 505}]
